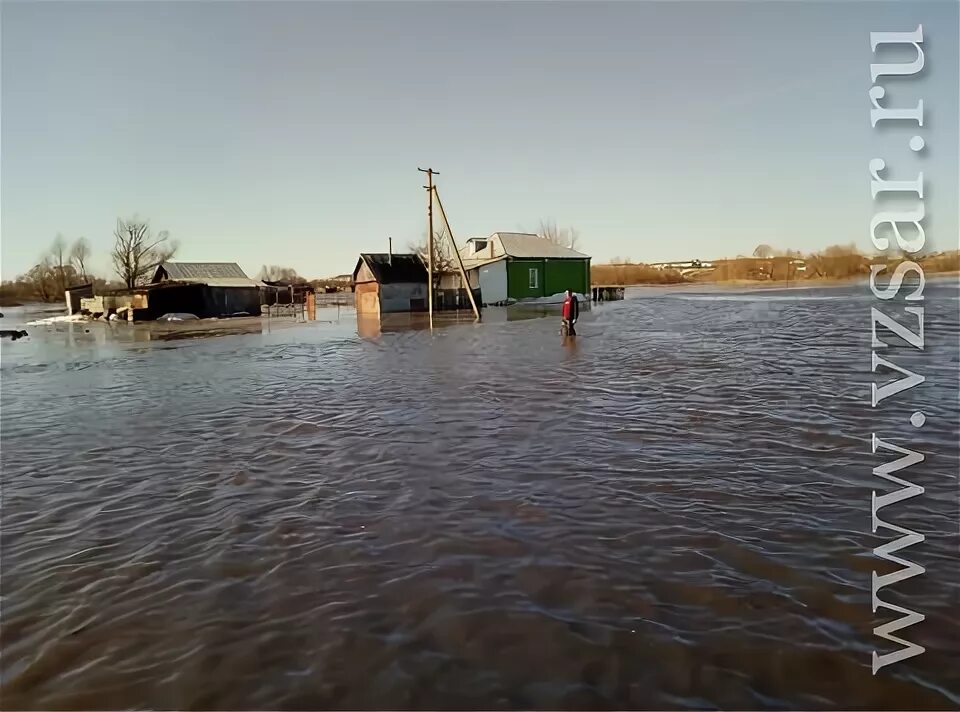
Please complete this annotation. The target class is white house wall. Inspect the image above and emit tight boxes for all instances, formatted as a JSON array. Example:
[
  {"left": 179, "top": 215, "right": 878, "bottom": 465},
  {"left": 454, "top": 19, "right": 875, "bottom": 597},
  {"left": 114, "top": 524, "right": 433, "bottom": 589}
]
[
  {"left": 477, "top": 260, "right": 508, "bottom": 304},
  {"left": 461, "top": 235, "right": 506, "bottom": 262}
]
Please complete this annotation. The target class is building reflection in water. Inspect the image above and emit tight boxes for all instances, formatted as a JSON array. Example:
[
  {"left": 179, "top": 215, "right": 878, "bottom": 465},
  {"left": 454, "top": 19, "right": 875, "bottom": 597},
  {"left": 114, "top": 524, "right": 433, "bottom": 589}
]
[
  {"left": 354, "top": 306, "right": 576, "bottom": 340},
  {"left": 356, "top": 311, "right": 486, "bottom": 340}
]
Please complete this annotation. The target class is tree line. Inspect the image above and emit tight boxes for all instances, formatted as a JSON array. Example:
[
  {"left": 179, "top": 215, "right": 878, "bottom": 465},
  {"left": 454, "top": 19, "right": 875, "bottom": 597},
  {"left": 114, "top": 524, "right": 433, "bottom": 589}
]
[
  {"left": 594, "top": 243, "right": 959, "bottom": 286},
  {"left": 1, "top": 218, "right": 178, "bottom": 305}
]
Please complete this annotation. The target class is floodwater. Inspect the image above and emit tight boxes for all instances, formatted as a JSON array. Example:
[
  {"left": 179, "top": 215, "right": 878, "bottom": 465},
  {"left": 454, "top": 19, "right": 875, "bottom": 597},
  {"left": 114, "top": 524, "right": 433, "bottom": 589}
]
[{"left": 2, "top": 281, "right": 959, "bottom": 710}]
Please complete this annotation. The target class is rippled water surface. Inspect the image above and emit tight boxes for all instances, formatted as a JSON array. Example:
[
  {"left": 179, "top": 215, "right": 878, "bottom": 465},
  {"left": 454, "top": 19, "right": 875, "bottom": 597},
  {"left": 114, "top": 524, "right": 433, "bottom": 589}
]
[{"left": 2, "top": 282, "right": 959, "bottom": 710}]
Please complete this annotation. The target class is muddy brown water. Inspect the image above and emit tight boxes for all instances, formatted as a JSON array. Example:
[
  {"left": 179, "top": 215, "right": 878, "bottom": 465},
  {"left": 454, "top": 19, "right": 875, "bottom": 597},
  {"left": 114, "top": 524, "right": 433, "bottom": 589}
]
[{"left": 2, "top": 282, "right": 959, "bottom": 710}]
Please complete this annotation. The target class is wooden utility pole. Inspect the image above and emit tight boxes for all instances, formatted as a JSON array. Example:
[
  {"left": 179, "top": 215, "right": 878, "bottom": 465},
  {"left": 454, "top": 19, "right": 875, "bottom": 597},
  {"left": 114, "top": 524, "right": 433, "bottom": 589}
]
[
  {"left": 418, "top": 167, "right": 438, "bottom": 326},
  {"left": 432, "top": 185, "right": 481, "bottom": 320}
]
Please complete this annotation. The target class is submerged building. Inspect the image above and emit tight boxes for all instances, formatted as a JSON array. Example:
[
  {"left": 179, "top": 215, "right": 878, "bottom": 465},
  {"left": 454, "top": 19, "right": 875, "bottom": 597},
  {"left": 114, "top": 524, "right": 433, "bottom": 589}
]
[
  {"left": 141, "top": 262, "right": 263, "bottom": 319},
  {"left": 353, "top": 253, "right": 429, "bottom": 315},
  {"left": 459, "top": 232, "right": 591, "bottom": 304},
  {"left": 81, "top": 262, "right": 263, "bottom": 321},
  {"left": 352, "top": 252, "right": 480, "bottom": 316}
]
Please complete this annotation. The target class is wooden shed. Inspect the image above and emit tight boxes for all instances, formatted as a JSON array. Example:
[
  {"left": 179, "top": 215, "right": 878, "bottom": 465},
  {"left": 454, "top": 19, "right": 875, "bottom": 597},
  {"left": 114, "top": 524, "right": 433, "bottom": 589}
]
[{"left": 352, "top": 253, "right": 428, "bottom": 316}]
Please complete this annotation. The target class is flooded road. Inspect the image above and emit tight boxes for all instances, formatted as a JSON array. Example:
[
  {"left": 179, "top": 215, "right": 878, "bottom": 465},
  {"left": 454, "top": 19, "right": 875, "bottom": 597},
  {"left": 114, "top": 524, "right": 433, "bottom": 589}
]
[{"left": 2, "top": 281, "right": 959, "bottom": 710}]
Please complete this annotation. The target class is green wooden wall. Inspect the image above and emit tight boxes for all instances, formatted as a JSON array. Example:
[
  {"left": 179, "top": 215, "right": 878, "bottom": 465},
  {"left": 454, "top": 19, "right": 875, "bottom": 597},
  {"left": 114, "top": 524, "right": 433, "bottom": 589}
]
[
  {"left": 507, "top": 260, "right": 546, "bottom": 299},
  {"left": 506, "top": 258, "right": 590, "bottom": 299},
  {"left": 544, "top": 259, "right": 589, "bottom": 296}
]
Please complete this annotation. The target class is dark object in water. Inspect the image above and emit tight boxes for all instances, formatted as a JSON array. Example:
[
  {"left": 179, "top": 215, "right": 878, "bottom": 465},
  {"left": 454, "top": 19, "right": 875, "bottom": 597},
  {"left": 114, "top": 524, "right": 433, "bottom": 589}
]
[
  {"left": 92, "top": 312, "right": 103, "bottom": 320},
  {"left": 0, "top": 312, "right": 4, "bottom": 318},
  {"left": 0, "top": 329, "right": 28, "bottom": 340}
]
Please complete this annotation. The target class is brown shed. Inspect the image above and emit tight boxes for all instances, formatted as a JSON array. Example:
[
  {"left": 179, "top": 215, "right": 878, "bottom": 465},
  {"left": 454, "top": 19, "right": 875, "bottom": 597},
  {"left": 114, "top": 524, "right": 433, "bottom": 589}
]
[{"left": 352, "top": 253, "right": 429, "bottom": 316}]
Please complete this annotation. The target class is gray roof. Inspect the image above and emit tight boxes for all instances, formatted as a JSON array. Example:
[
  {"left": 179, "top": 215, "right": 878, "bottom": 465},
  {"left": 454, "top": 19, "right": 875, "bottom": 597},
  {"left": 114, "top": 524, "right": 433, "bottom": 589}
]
[
  {"left": 354, "top": 253, "right": 427, "bottom": 284},
  {"left": 159, "top": 261, "right": 248, "bottom": 279},
  {"left": 154, "top": 262, "right": 261, "bottom": 288},
  {"left": 493, "top": 232, "right": 590, "bottom": 259}
]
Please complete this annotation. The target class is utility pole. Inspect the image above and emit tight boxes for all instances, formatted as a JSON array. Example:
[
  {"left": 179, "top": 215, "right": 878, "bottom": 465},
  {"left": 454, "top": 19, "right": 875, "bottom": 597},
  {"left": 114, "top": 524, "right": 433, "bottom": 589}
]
[
  {"left": 418, "top": 167, "right": 438, "bottom": 327},
  {"left": 432, "top": 185, "right": 481, "bottom": 320}
]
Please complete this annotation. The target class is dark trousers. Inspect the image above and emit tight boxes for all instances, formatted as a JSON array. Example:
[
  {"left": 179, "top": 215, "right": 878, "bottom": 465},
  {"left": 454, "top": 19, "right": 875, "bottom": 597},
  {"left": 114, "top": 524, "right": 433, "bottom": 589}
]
[{"left": 562, "top": 319, "right": 576, "bottom": 335}]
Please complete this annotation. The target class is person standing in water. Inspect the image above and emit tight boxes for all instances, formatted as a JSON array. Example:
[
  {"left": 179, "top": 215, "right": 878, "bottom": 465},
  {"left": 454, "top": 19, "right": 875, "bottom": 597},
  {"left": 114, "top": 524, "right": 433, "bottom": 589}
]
[{"left": 561, "top": 289, "right": 579, "bottom": 336}]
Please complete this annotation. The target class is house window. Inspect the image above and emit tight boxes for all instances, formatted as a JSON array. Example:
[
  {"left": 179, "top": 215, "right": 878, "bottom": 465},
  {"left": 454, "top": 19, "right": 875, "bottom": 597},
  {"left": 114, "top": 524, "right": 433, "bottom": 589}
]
[
  {"left": 473, "top": 240, "right": 488, "bottom": 254},
  {"left": 528, "top": 268, "right": 538, "bottom": 289}
]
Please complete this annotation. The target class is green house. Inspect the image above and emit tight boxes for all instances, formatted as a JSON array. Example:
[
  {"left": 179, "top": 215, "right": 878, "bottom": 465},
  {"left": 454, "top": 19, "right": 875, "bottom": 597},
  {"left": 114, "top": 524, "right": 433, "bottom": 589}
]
[{"left": 459, "top": 232, "right": 591, "bottom": 304}]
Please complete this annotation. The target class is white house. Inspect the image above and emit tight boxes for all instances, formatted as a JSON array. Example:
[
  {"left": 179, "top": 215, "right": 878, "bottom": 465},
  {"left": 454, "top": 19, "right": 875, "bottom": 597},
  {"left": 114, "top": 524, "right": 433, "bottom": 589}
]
[{"left": 459, "top": 232, "right": 591, "bottom": 304}]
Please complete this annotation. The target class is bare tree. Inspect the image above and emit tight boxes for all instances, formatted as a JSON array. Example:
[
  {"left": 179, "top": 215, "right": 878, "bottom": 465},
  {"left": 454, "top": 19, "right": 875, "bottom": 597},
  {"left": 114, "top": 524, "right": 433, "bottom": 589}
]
[
  {"left": 822, "top": 242, "right": 860, "bottom": 258},
  {"left": 537, "top": 219, "right": 581, "bottom": 250},
  {"left": 50, "top": 234, "right": 70, "bottom": 294},
  {"left": 111, "top": 217, "right": 178, "bottom": 288},
  {"left": 258, "top": 265, "right": 305, "bottom": 283},
  {"left": 409, "top": 226, "right": 457, "bottom": 269},
  {"left": 25, "top": 255, "right": 59, "bottom": 302},
  {"left": 409, "top": 226, "right": 458, "bottom": 292},
  {"left": 70, "top": 237, "right": 91, "bottom": 283},
  {"left": 752, "top": 244, "right": 775, "bottom": 259}
]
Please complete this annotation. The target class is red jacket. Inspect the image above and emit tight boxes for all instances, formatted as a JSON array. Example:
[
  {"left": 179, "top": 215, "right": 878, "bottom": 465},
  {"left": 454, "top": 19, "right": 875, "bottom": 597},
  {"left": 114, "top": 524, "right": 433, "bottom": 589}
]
[{"left": 562, "top": 294, "right": 579, "bottom": 321}]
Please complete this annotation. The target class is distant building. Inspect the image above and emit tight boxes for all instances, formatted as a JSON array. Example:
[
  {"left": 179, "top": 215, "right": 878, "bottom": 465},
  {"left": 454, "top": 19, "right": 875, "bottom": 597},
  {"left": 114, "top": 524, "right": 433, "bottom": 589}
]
[
  {"left": 261, "top": 279, "right": 314, "bottom": 306},
  {"left": 459, "top": 232, "right": 591, "bottom": 304},
  {"left": 650, "top": 260, "right": 715, "bottom": 274},
  {"left": 649, "top": 260, "right": 713, "bottom": 272}
]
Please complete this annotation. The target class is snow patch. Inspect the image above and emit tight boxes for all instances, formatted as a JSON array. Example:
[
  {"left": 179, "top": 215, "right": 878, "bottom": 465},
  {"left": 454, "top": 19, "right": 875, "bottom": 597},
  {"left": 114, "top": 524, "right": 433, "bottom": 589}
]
[
  {"left": 518, "top": 292, "right": 588, "bottom": 305},
  {"left": 26, "top": 313, "right": 86, "bottom": 326}
]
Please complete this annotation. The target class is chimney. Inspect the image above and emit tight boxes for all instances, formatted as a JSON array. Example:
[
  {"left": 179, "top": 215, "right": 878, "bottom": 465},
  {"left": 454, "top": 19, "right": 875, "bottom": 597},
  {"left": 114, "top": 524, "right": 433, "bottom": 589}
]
[{"left": 388, "top": 237, "right": 393, "bottom": 265}]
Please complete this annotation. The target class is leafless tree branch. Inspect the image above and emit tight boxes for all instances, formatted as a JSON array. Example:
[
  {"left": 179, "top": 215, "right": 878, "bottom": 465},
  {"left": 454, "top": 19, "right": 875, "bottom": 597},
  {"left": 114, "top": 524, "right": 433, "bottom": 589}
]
[
  {"left": 409, "top": 226, "right": 457, "bottom": 289},
  {"left": 69, "top": 237, "right": 91, "bottom": 283},
  {"left": 258, "top": 265, "right": 305, "bottom": 283},
  {"left": 111, "top": 217, "right": 177, "bottom": 288},
  {"left": 537, "top": 220, "right": 581, "bottom": 250}
]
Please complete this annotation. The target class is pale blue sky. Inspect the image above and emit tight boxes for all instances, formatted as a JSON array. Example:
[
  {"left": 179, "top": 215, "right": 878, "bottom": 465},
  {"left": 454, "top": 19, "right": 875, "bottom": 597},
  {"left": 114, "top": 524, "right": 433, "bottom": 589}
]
[{"left": 2, "top": 1, "right": 957, "bottom": 280}]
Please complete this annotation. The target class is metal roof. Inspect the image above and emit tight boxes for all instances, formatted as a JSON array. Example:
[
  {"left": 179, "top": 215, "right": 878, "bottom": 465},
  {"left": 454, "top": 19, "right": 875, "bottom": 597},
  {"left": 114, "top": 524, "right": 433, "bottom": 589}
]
[
  {"left": 355, "top": 253, "right": 427, "bottom": 284},
  {"left": 496, "top": 233, "right": 589, "bottom": 259},
  {"left": 473, "top": 233, "right": 590, "bottom": 259},
  {"left": 158, "top": 261, "right": 249, "bottom": 279},
  {"left": 154, "top": 262, "right": 261, "bottom": 288}
]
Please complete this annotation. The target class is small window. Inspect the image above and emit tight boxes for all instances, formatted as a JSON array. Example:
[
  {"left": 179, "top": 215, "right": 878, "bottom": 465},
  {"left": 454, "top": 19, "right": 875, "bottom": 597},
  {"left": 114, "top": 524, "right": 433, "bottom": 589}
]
[
  {"left": 528, "top": 268, "right": 538, "bottom": 289},
  {"left": 473, "top": 240, "right": 488, "bottom": 254}
]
